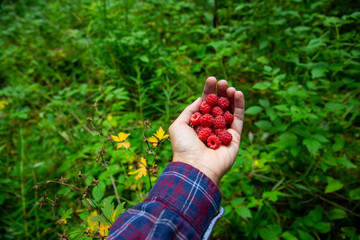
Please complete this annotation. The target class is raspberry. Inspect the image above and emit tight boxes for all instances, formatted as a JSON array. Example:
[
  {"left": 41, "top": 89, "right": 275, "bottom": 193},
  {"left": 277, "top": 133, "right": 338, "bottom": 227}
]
[
  {"left": 213, "top": 115, "right": 226, "bottom": 129},
  {"left": 214, "top": 128, "right": 225, "bottom": 136},
  {"left": 198, "top": 128, "right": 212, "bottom": 142},
  {"left": 207, "top": 135, "right": 220, "bottom": 150},
  {"left": 224, "top": 111, "right": 234, "bottom": 124},
  {"left": 195, "top": 126, "right": 204, "bottom": 134},
  {"left": 218, "top": 130, "right": 233, "bottom": 146},
  {"left": 190, "top": 112, "right": 202, "bottom": 126},
  {"left": 200, "top": 102, "right": 212, "bottom": 114},
  {"left": 212, "top": 106, "right": 223, "bottom": 117},
  {"left": 218, "top": 97, "right": 230, "bottom": 109},
  {"left": 200, "top": 114, "right": 213, "bottom": 128},
  {"left": 206, "top": 94, "right": 218, "bottom": 107}
]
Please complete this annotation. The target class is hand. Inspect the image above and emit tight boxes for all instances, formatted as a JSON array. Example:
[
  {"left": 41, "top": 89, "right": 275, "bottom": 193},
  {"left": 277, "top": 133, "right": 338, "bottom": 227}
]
[{"left": 169, "top": 77, "right": 245, "bottom": 185}]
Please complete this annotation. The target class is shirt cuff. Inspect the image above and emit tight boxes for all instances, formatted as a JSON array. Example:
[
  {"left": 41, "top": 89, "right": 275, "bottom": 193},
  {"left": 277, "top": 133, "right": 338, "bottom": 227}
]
[{"left": 145, "top": 161, "right": 222, "bottom": 237}]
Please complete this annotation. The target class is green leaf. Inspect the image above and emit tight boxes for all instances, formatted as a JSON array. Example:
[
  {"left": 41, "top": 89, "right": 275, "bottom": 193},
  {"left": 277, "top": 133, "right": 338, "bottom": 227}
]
[
  {"left": 325, "top": 177, "right": 344, "bottom": 194},
  {"left": 259, "top": 227, "right": 279, "bottom": 240},
  {"left": 315, "top": 222, "right": 331, "bottom": 233},
  {"left": 235, "top": 206, "right": 252, "bottom": 219},
  {"left": 89, "top": 215, "right": 108, "bottom": 226},
  {"left": 349, "top": 188, "right": 360, "bottom": 200},
  {"left": 327, "top": 208, "right": 347, "bottom": 220},
  {"left": 92, "top": 181, "right": 105, "bottom": 202},
  {"left": 255, "top": 120, "right": 272, "bottom": 130},
  {"left": 102, "top": 198, "right": 115, "bottom": 223},
  {"left": 313, "top": 134, "right": 328, "bottom": 143},
  {"left": 113, "top": 202, "right": 125, "bottom": 221},
  {"left": 256, "top": 56, "right": 269, "bottom": 64},
  {"left": 245, "top": 106, "right": 262, "bottom": 115},
  {"left": 279, "top": 132, "right": 298, "bottom": 146},
  {"left": 297, "top": 230, "right": 314, "bottom": 240},
  {"left": 303, "top": 139, "right": 322, "bottom": 155},
  {"left": 325, "top": 102, "right": 345, "bottom": 112},
  {"left": 139, "top": 55, "right": 149, "bottom": 63},
  {"left": 311, "top": 67, "right": 328, "bottom": 78},
  {"left": 259, "top": 99, "right": 270, "bottom": 107},
  {"left": 332, "top": 137, "right": 345, "bottom": 152},
  {"left": 253, "top": 82, "right": 271, "bottom": 90},
  {"left": 231, "top": 197, "right": 245, "bottom": 206},
  {"left": 262, "top": 191, "right": 282, "bottom": 202},
  {"left": 274, "top": 105, "right": 289, "bottom": 112},
  {"left": 282, "top": 231, "right": 298, "bottom": 240}
]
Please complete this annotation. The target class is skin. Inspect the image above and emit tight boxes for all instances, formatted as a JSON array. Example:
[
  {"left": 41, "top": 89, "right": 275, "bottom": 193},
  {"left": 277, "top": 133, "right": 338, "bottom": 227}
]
[{"left": 169, "top": 76, "right": 245, "bottom": 185}]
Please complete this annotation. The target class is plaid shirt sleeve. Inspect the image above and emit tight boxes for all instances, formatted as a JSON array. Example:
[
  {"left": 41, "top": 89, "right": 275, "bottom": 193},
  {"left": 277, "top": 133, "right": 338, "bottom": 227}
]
[{"left": 108, "top": 161, "right": 223, "bottom": 240}]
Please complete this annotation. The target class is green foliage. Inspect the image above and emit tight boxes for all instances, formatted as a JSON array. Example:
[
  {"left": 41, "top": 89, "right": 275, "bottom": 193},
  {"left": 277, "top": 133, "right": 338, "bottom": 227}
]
[{"left": 0, "top": 0, "right": 359, "bottom": 239}]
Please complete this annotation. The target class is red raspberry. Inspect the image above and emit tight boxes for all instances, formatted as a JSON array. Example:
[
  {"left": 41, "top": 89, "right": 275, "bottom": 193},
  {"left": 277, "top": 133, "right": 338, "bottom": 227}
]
[
  {"left": 218, "top": 130, "right": 233, "bottom": 146},
  {"left": 200, "top": 114, "right": 213, "bottom": 127},
  {"left": 218, "top": 97, "right": 230, "bottom": 109},
  {"left": 195, "top": 126, "right": 204, "bottom": 134},
  {"left": 206, "top": 94, "right": 218, "bottom": 107},
  {"left": 213, "top": 115, "right": 226, "bottom": 129},
  {"left": 198, "top": 128, "right": 212, "bottom": 142},
  {"left": 200, "top": 102, "right": 212, "bottom": 114},
  {"left": 207, "top": 135, "right": 220, "bottom": 149},
  {"left": 224, "top": 111, "right": 234, "bottom": 124},
  {"left": 190, "top": 112, "right": 202, "bottom": 126},
  {"left": 212, "top": 106, "right": 223, "bottom": 117},
  {"left": 214, "top": 128, "right": 225, "bottom": 136}
]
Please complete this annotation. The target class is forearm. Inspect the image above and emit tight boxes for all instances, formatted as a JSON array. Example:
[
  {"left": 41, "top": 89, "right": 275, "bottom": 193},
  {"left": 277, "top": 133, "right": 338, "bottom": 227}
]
[{"left": 108, "top": 162, "right": 222, "bottom": 240}]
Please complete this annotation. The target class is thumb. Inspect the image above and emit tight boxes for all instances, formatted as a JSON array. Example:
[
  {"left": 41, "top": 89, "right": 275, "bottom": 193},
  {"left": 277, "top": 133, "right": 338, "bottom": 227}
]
[{"left": 174, "top": 98, "right": 202, "bottom": 125}]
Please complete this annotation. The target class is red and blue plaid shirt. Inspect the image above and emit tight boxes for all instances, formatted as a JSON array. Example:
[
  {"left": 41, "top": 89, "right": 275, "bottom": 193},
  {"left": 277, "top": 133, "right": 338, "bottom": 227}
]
[{"left": 108, "top": 162, "right": 224, "bottom": 240}]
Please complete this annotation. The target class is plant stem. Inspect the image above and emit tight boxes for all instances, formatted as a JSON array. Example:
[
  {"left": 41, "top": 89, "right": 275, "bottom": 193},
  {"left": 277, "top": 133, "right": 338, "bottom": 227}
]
[
  {"left": 105, "top": 164, "right": 121, "bottom": 205},
  {"left": 19, "top": 127, "right": 29, "bottom": 240}
]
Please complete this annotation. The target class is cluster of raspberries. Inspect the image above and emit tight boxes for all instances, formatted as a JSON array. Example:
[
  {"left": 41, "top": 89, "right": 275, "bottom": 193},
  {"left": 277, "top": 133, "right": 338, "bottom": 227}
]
[{"left": 190, "top": 94, "right": 234, "bottom": 150}]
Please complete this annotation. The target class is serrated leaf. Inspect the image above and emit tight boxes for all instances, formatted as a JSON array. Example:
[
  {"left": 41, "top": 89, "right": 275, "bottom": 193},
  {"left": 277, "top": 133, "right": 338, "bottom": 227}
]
[
  {"left": 279, "top": 132, "right": 298, "bottom": 146},
  {"left": 245, "top": 106, "right": 262, "bottom": 115},
  {"left": 231, "top": 197, "right": 245, "bottom": 206},
  {"left": 102, "top": 198, "right": 115, "bottom": 223},
  {"left": 255, "top": 120, "right": 272, "bottom": 130},
  {"left": 327, "top": 208, "right": 347, "bottom": 220},
  {"left": 253, "top": 82, "right": 271, "bottom": 90},
  {"left": 297, "top": 230, "right": 314, "bottom": 240},
  {"left": 311, "top": 67, "right": 328, "bottom": 78},
  {"left": 89, "top": 215, "right": 108, "bottom": 226},
  {"left": 303, "top": 139, "right": 322, "bottom": 155},
  {"left": 259, "top": 99, "right": 270, "bottom": 107},
  {"left": 282, "top": 231, "right": 298, "bottom": 240},
  {"left": 92, "top": 181, "right": 105, "bottom": 202},
  {"left": 315, "top": 222, "right": 331, "bottom": 233},
  {"left": 349, "top": 188, "right": 360, "bottom": 200},
  {"left": 235, "top": 206, "right": 252, "bottom": 219},
  {"left": 313, "top": 134, "right": 328, "bottom": 143},
  {"left": 139, "top": 55, "right": 149, "bottom": 63},
  {"left": 113, "top": 202, "right": 125, "bottom": 221},
  {"left": 325, "top": 177, "right": 344, "bottom": 194},
  {"left": 259, "top": 227, "right": 279, "bottom": 240},
  {"left": 274, "top": 105, "right": 289, "bottom": 112}
]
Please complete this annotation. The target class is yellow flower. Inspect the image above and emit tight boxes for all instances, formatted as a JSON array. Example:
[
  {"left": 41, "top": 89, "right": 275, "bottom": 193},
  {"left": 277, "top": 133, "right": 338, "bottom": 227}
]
[
  {"left": 128, "top": 157, "right": 147, "bottom": 180},
  {"left": 0, "top": 100, "right": 11, "bottom": 109},
  {"left": 148, "top": 127, "right": 169, "bottom": 146},
  {"left": 111, "top": 132, "right": 131, "bottom": 149},
  {"left": 87, "top": 211, "right": 111, "bottom": 237}
]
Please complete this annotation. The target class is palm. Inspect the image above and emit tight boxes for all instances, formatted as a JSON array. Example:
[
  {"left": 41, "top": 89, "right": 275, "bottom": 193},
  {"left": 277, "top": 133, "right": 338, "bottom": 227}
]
[{"left": 169, "top": 77, "right": 245, "bottom": 185}]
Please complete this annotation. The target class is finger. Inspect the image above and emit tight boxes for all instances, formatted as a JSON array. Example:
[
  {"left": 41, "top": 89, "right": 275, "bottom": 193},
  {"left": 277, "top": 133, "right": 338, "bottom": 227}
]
[
  {"left": 230, "top": 91, "right": 245, "bottom": 135},
  {"left": 216, "top": 80, "right": 228, "bottom": 97},
  {"left": 226, "top": 87, "right": 236, "bottom": 113},
  {"left": 175, "top": 97, "right": 202, "bottom": 125},
  {"left": 201, "top": 76, "right": 217, "bottom": 101}
]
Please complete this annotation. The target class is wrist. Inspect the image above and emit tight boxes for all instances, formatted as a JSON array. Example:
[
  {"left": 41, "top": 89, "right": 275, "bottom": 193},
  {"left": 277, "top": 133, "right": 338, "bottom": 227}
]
[{"left": 172, "top": 158, "right": 221, "bottom": 185}]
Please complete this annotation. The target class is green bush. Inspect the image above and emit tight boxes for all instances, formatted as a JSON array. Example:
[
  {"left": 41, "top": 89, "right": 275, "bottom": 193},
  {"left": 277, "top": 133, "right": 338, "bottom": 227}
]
[{"left": 0, "top": 0, "right": 359, "bottom": 239}]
